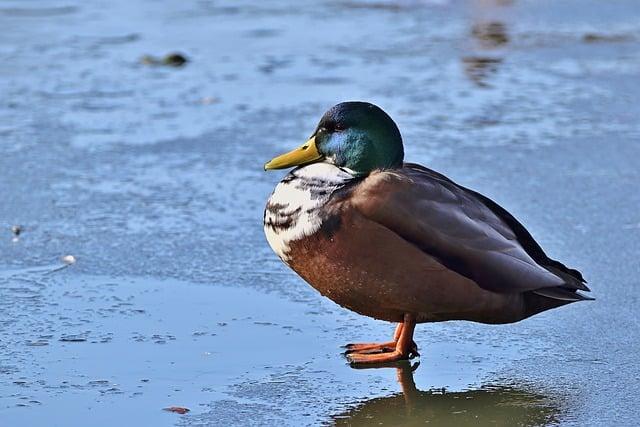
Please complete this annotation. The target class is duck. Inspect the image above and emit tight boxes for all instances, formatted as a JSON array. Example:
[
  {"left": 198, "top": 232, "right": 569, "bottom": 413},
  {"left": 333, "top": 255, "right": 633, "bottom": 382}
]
[{"left": 263, "top": 101, "right": 592, "bottom": 365}]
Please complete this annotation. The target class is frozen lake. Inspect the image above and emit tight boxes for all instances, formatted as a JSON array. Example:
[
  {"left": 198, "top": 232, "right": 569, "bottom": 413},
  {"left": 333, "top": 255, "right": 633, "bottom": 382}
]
[{"left": 1, "top": 0, "right": 639, "bottom": 425}]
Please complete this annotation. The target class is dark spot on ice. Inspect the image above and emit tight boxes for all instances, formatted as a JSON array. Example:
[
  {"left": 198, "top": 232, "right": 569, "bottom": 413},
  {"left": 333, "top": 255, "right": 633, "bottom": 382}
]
[{"left": 164, "top": 406, "right": 190, "bottom": 414}]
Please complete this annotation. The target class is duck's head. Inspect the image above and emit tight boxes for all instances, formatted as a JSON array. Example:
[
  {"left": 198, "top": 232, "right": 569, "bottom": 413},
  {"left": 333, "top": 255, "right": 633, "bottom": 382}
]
[{"left": 264, "top": 101, "right": 404, "bottom": 176}]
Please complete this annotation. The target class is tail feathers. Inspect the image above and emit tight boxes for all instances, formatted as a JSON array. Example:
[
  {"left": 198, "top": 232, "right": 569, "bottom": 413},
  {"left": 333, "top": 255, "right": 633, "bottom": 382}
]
[
  {"left": 533, "top": 286, "right": 594, "bottom": 301},
  {"left": 545, "top": 266, "right": 591, "bottom": 292},
  {"left": 523, "top": 287, "right": 592, "bottom": 319}
]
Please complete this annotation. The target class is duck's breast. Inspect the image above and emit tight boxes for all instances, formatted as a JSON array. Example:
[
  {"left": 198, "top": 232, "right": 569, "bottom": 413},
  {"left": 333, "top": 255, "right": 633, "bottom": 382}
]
[{"left": 263, "top": 163, "right": 352, "bottom": 261}]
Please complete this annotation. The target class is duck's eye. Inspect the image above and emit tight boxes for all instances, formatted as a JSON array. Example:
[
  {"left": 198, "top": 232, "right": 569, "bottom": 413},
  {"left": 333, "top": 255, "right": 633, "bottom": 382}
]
[{"left": 333, "top": 124, "right": 345, "bottom": 131}]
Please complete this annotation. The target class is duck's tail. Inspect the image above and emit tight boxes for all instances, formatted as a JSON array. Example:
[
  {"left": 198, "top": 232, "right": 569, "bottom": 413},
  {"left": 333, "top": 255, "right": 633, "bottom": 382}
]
[{"left": 524, "top": 286, "right": 593, "bottom": 318}]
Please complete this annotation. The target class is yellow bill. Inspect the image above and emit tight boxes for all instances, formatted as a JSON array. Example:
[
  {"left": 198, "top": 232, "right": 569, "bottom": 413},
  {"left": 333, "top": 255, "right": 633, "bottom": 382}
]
[{"left": 264, "top": 136, "right": 322, "bottom": 170}]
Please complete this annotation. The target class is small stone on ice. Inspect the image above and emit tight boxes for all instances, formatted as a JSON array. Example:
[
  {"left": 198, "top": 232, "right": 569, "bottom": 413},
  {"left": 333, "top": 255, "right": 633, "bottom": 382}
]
[
  {"left": 11, "top": 225, "right": 22, "bottom": 236},
  {"left": 61, "top": 255, "right": 76, "bottom": 264},
  {"left": 163, "top": 406, "right": 190, "bottom": 414}
]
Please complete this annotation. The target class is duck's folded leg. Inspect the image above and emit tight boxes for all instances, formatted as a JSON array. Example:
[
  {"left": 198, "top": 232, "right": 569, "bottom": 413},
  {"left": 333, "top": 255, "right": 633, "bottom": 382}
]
[{"left": 346, "top": 314, "right": 419, "bottom": 365}]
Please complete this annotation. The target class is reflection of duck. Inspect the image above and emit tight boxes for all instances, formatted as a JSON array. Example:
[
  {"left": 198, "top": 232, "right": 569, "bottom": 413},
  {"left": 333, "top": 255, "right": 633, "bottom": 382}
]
[
  {"left": 264, "top": 102, "right": 591, "bottom": 366},
  {"left": 462, "top": 56, "right": 503, "bottom": 87},
  {"left": 462, "top": 1, "right": 511, "bottom": 86},
  {"left": 472, "top": 21, "right": 509, "bottom": 49},
  {"left": 333, "top": 362, "right": 560, "bottom": 426}
]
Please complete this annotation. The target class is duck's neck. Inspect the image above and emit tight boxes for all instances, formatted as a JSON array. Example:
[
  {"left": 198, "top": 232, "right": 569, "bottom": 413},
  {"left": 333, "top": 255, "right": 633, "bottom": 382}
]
[{"left": 264, "top": 163, "right": 354, "bottom": 261}]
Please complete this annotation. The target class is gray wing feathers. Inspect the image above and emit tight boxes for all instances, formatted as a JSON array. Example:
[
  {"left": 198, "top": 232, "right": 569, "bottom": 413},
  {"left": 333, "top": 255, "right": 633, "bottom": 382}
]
[{"left": 353, "top": 167, "right": 588, "bottom": 297}]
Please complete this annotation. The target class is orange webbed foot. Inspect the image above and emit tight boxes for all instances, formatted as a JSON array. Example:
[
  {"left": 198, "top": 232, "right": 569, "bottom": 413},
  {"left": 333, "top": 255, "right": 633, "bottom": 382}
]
[
  {"left": 345, "top": 315, "right": 418, "bottom": 366},
  {"left": 347, "top": 349, "right": 418, "bottom": 365},
  {"left": 343, "top": 341, "right": 397, "bottom": 354}
]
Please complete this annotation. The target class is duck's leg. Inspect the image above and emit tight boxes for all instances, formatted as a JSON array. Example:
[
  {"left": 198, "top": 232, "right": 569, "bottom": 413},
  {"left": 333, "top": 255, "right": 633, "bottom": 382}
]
[
  {"left": 347, "top": 314, "right": 418, "bottom": 365},
  {"left": 344, "top": 324, "right": 403, "bottom": 354}
]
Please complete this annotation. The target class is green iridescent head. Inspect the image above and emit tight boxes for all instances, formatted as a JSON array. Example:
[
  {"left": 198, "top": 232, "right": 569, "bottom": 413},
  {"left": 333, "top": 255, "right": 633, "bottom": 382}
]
[{"left": 265, "top": 101, "right": 404, "bottom": 176}]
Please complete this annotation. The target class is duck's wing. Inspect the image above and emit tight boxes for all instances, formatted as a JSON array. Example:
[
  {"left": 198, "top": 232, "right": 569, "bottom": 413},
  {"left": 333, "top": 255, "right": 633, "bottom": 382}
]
[{"left": 350, "top": 163, "right": 591, "bottom": 301}]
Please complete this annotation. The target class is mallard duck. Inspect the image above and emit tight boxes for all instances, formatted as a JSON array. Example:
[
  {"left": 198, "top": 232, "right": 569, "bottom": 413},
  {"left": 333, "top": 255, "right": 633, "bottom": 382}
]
[{"left": 263, "top": 101, "right": 592, "bottom": 365}]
